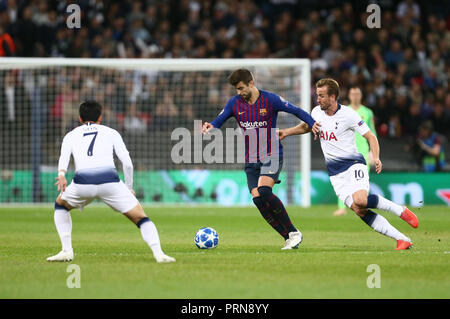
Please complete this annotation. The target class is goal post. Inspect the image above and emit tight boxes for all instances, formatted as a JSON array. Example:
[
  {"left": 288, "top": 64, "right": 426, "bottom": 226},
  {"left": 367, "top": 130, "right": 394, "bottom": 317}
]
[
  {"left": 300, "top": 61, "right": 311, "bottom": 207},
  {"left": 0, "top": 58, "right": 311, "bottom": 207}
]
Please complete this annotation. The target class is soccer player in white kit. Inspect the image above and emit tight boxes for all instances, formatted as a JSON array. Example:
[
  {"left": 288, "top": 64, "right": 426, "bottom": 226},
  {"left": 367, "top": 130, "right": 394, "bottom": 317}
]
[
  {"left": 47, "top": 100, "right": 175, "bottom": 263},
  {"left": 278, "top": 78, "right": 419, "bottom": 250}
]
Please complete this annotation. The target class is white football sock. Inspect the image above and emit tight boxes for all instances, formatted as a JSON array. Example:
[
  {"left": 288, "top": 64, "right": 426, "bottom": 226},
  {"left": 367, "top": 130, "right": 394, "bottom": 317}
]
[
  {"left": 139, "top": 220, "right": 164, "bottom": 257},
  {"left": 54, "top": 209, "right": 73, "bottom": 252},
  {"left": 375, "top": 196, "right": 403, "bottom": 216},
  {"left": 361, "top": 211, "right": 410, "bottom": 241}
]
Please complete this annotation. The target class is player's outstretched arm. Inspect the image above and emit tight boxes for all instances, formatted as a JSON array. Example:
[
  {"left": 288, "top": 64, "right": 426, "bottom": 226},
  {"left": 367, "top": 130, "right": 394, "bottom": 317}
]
[
  {"left": 203, "top": 100, "right": 234, "bottom": 134},
  {"left": 278, "top": 122, "right": 311, "bottom": 140},
  {"left": 273, "top": 95, "right": 320, "bottom": 137},
  {"left": 363, "top": 131, "right": 382, "bottom": 174}
]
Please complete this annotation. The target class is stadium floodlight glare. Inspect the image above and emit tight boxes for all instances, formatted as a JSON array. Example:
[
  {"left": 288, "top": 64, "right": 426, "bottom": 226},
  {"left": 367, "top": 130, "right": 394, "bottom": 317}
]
[{"left": 0, "top": 58, "right": 311, "bottom": 207}]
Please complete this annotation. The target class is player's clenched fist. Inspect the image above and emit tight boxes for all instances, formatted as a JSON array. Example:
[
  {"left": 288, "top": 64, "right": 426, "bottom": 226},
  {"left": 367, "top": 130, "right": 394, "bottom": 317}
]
[
  {"left": 311, "top": 121, "right": 321, "bottom": 133},
  {"left": 277, "top": 129, "right": 288, "bottom": 141},
  {"left": 202, "top": 122, "right": 213, "bottom": 134},
  {"left": 311, "top": 122, "right": 321, "bottom": 140}
]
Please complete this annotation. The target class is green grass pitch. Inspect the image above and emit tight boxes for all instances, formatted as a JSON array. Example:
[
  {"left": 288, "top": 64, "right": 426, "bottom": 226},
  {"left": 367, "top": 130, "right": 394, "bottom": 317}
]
[{"left": 0, "top": 205, "right": 449, "bottom": 299}]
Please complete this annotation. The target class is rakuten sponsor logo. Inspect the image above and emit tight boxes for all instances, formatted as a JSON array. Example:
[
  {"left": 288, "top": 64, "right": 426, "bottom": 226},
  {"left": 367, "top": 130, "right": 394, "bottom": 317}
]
[{"left": 240, "top": 121, "right": 267, "bottom": 129}]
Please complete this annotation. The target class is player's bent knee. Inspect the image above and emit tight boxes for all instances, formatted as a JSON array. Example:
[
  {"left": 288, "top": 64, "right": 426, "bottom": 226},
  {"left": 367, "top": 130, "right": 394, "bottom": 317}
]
[
  {"left": 55, "top": 197, "right": 72, "bottom": 211},
  {"left": 258, "top": 176, "right": 275, "bottom": 188},
  {"left": 257, "top": 186, "right": 273, "bottom": 200},
  {"left": 352, "top": 193, "right": 368, "bottom": 208},
  {"left": 351, "top": 204, "right": 366, "bottom": 217},
  {"left": 353, "top": 199, "right": 365, "bottom": 208},
  {"left": 124, "top": 203, "right": 147, "bottom": 224},
  {"left": 252, "top": 196, "right": 264, "bottom": 208}
]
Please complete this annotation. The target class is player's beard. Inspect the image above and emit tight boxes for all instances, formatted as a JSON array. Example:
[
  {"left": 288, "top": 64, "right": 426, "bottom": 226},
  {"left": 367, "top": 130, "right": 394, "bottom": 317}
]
[
  {"left": 241, "top": 91, "right": 252, "bottom": 102},
  {"left": 320, "top": 101, "right": 331, "bottom": 111}
]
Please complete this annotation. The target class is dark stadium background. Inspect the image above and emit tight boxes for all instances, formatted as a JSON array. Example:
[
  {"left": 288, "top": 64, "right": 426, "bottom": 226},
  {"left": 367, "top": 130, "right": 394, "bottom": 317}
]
[{"left": 0, "top": 0, "right": 448, "bottom": 204}]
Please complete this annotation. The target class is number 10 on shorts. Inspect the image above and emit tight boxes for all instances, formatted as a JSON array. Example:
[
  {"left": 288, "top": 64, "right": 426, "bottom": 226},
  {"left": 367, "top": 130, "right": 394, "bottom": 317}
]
[{"left": 355, "top": 169, "right": 365, "bottom": 180}]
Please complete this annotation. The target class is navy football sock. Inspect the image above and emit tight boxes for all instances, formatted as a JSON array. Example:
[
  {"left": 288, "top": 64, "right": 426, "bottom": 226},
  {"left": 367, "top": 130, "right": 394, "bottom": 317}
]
[
  {"left": 257, "top": 186, "right": 297, "bottom": 235},
  {"left": 253, "top": 196, "right": 289, "bottom": 239},
  {"left": 366, "top": 194, "right": 403, "bottom": 217}
]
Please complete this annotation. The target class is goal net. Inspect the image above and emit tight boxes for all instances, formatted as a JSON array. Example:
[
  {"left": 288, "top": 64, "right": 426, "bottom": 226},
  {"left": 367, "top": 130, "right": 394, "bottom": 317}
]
[{"left": 0, "top": 58, "right": 311, "bottom": 206}]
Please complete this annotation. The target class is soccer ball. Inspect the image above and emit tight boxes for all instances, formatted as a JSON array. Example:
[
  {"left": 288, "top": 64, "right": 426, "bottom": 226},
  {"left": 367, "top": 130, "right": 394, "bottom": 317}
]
[{"left": 194, "top": 227, "right": 219, "bottom": 249}]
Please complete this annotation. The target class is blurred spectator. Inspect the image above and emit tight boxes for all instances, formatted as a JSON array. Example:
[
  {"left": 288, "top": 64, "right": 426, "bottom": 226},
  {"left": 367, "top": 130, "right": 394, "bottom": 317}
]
[
  {"left": 350, "top": 54, "right": 371, "bottom": 82},
  {"left": 410, "top": 121, "right": 446, "bottom": 172},
  {"left": 408, "top": 82, "right": 423, "bottom": 106},
  {"left": 0, "top": 70, "right": 30, "bottom": 164},
  {"left": 424, "top": 50, "right": 446, "bottom": 87},
  {"left": 403, "top": 102, "right": 422, "bottom": 136},
  {"left": 397, "top": 0, "right": 421, "bottom": 21},
  {"left": 401, "top": 48, "right": 422, "bottom": 83},
  {"left": 0, "top": 26, "right": 15, "bottom": 56},
  {"left": 49, "top": 83, "right": 76, "bottom": 136},
  {"left": 322, "top": 33, "right": 342, "bottom": 67},
  {"left": 421, "top": 94, "right": 435, "bottom": 119},
  {"left": 152, "top": 92, "right": 179, "bottom": 130},
  {"left": 13, "top": 5, "right": 36, "bottom": 56},
  {"left": 0, "top": 70, "right": 30, "bottom": 127},
  {"left": 388, "top": 114, "right": 402, "bottom": 138},
  {"left": 430, "top": 102, "right": 450, "bottom": 137},
  {"left": 124, "top": 104, "right": 148, "bottom": 135},
  {"left": 4, "top": 0, "right": 19, "bottom": 24},
  {"left": 101, "top": 106, "right": 119, "bottom": 130},
  {"left": 310, "top": 47, "right": 328, "bottom": 71},
  {"left": 384, "top": 40, "right": 404, "bottom": 70}
]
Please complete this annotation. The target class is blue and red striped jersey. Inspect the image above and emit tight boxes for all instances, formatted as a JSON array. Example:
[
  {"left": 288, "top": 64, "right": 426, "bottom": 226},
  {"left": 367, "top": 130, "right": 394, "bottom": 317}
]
[{"left": 210, "top": 89, "right": 315, "bottom": 163}]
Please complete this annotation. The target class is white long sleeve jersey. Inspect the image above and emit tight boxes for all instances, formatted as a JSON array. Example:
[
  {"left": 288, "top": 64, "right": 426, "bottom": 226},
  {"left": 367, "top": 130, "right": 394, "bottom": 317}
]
[{"left": 58, "top": 123, "right": 134, "bottom": 189}]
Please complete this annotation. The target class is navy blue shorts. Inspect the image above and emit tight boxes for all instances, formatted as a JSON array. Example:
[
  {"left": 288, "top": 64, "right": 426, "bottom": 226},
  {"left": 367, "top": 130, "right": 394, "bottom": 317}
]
[{"left": 244, "top": 157, "right": 283, "bottom": 192}]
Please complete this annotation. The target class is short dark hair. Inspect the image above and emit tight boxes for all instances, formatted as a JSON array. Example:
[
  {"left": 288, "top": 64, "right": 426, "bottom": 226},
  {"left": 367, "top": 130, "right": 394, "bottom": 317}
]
[
  {"left": 228, "top": 68, "right": 254, "bottom": 86},
  {"left": 79, "top": 100, "right": 102, "bottom": 122},
  {"left": 316, "top": 78, "right": 340, "bottom": 99}
]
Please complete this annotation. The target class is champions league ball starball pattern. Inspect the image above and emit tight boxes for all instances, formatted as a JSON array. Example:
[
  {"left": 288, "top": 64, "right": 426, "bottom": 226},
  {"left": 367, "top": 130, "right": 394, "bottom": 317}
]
[{"left": 194, "top": 227, "right": 219, "bottom": 249}]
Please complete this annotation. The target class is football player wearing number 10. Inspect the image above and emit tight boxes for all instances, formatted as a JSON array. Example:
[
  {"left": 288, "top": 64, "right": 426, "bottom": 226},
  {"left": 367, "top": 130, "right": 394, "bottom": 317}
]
[
  {"left": 47, "top": 100, "right": 175, "bottom": 263},
  {"left": 333, "top": 86, "right": 377, "bottom": 217},
  {"left": 278, "top": 78, "right": 419, "bottom": 250}
]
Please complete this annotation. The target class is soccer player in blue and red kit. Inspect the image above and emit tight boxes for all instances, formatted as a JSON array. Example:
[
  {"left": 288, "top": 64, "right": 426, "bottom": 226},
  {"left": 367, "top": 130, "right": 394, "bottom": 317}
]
[{"left": 202, "top": 69, "right": 320, "bottom": 249}]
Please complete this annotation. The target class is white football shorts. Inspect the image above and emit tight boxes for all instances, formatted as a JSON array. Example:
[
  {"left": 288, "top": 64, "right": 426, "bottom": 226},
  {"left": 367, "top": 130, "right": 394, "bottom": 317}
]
[
  {"left": 60, "top": 180, "right": 138, "bottom": 213},
  {"left": 329, "top": 163, "right": 370, "bottom": 208}
]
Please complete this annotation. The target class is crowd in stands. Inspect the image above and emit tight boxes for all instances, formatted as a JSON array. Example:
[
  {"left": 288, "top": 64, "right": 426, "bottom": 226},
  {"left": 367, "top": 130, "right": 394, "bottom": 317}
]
[{"left": 0, "top": 0, "right": 448, "bottom": 170}]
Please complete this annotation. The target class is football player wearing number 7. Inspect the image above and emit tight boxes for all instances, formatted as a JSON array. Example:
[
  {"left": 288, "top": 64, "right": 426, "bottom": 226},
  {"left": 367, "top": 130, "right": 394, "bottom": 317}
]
[
  {"left": 278, "top": 78, "right": 419, "bottom": 250},
  {"left": 47, "top": 101, "right": 175, "bottom": 263}
]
